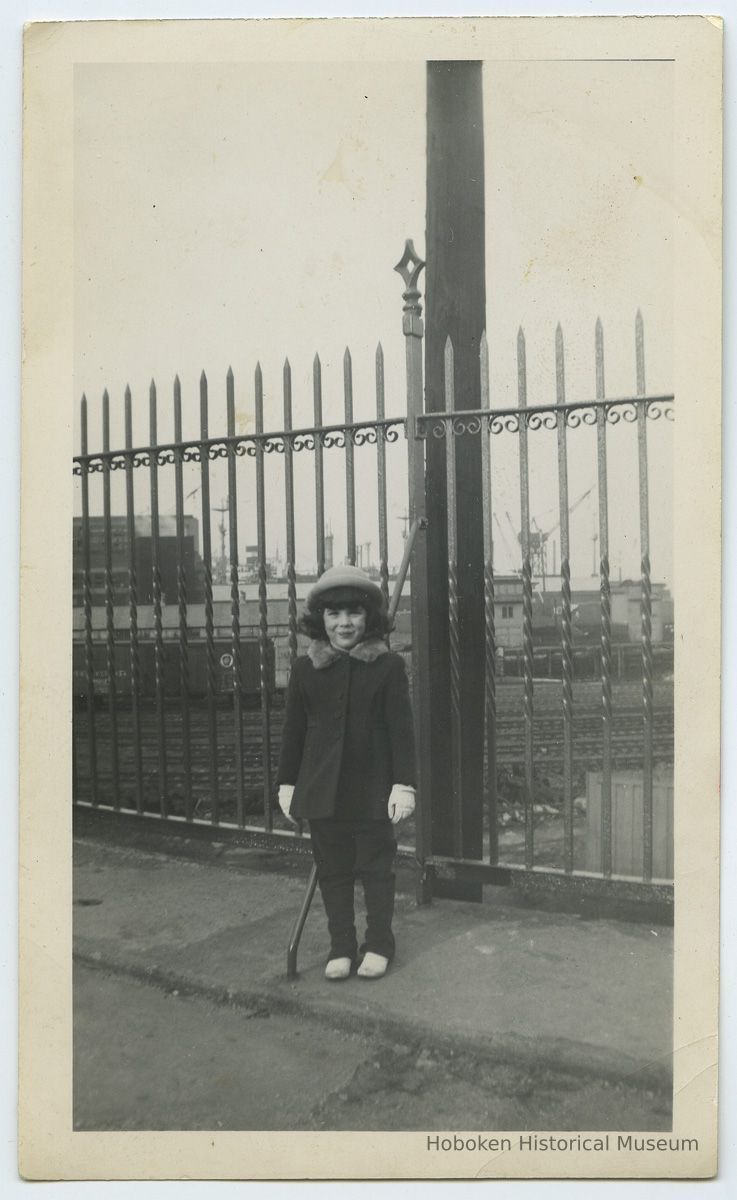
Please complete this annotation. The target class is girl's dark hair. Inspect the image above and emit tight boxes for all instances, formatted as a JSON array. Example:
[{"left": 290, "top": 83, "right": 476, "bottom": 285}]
[{"left": 299, "top": 585, "right": 393, "bottom": 641}]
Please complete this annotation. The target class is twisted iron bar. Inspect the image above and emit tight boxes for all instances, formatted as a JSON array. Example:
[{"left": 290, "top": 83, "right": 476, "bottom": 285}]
[
  {"left": 448, "top": 558, "right": 463, "bottom": 857},
  {"left": 559, "top": 556, "right": 574, "bottom": 868},
  {"left": 286, "top": 561, "right": 298, "bottom": 664},
  {"left": 641, "top": 553, "right": 654, "bottom": 734},
  {"left": 257, "top": 555, "right": 273, "bottom": 826},
  {"left": 600, "top": 551, "right": 613, "bottom": 875},
  {"left": 104, "top": 558, "right": 119, "bottom": 807},
  {"left": 600, "top": 557, "right": 613, "bottom": 727},
  {"left": 127, "top": 557, "right": 142, "bottom": 775},
  {"left": 151, "top": 557, "right": 168, "bottom": 814},
  {"left": 82, "top": 566, "right": 98, "bottom": 800},
  {"left": 230, "top": 562, "right": 243, "bottom": 699},
  {"left": 522, "top": 557, "right": 535, "bottom": 733},
  {"left": 203, "top": 564, "right": 218, "bottom": 716},
  {"left": 483, "top": 555, "right": 497, "bottom": 832},
  {"left": 177, "top": 561, "right": 191, "bottom": 724}
]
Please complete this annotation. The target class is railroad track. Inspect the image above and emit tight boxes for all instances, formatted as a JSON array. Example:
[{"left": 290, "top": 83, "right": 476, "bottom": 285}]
[{"left": 73, "top": 695, "right": 674, "bottom": 814}]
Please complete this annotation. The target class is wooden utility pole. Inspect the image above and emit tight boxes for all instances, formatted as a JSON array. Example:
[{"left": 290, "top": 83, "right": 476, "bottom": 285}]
[{"left": 425, "top": 61, "right": 486, "bottom": 896}]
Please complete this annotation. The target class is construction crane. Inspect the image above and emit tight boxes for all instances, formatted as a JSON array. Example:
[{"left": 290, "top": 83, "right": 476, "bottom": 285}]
[
  {"left": 519, "top": 484, "right": 597, "bottom": 590},
  {"left": 212, "top": 497, "right": 229, "bottom": 585}
]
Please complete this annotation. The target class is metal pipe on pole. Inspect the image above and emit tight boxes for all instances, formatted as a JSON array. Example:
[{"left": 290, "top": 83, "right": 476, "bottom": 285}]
[{"left": 425, "top": 61, "right": 487, "bottom": 897}]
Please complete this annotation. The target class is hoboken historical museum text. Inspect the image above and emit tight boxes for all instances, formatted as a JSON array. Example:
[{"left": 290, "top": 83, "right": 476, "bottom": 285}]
[{"left": 426, "top": 1135, "right": 699, "bottom": 1154}]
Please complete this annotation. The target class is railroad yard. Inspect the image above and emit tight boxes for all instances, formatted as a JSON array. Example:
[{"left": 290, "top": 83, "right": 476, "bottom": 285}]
[{"left": 74, "top": 675, "right": 674, "bottom": 863}]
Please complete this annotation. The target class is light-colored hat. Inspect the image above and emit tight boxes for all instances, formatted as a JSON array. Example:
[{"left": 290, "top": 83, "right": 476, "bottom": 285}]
[{"left": 306, "top": 564, "right": 384, "bottom": 610}]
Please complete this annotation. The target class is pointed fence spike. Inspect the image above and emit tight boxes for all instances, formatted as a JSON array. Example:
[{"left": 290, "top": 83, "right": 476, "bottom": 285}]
[
  {"left": 480, "top": 330, "right": 489, "bottom": 368},
  {"left": 595, "top": 316, "right": 603, "bottom": 332},
  {"left": 283, "top": 356, "right": 291, "bottom": 372},
  {"left": 200, "top": 369, "right": 207, "bottom": 384},
  {"left": 343, "top": 345, "right": 352, "bottom": 363},
  {"left": 479, "top": 332, "right": 490, "bottom": 406},
  {"left": 313, "top": 351, "right": 321, "bottom": 369},
  {"left": 635, "top": 310, "right": 645, "bottom": 394},
  {"left": 376, "top": 341, "right": 384, "bottom": 362},
  {"left": 444, "top": 336, "right": 455, "bottom": 409},
  {"left": 102, "top": 388, "right": 109, "bottom": 402}
]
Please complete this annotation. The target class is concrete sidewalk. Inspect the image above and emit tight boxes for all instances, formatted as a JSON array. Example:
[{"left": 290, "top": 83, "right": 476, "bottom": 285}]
[{"left": 73, "top": 828, "right": 673, "bottom": 1092}]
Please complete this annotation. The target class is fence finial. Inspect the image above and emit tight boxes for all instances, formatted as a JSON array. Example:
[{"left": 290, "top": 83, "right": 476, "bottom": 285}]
[{"left": 395, "top": 239, "right": 426, "bottom": 337}]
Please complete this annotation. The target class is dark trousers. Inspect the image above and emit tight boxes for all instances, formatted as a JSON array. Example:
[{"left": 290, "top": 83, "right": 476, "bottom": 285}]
[{"left": 308, "top": 817, "right": 397, "bottom": 962}]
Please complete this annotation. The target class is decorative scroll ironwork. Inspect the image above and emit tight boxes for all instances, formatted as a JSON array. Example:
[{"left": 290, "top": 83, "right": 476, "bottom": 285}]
[
  {"left": 411, "top": 394, "right": 676, "bottom": 442},
  {"left": 73, "top": 419, "right": 406, "bottom": 475}
]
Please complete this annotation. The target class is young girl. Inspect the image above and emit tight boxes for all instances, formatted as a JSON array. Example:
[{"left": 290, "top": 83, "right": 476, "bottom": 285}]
[{"left": 277, "top": 565, "right": 416, "bottom": 981}]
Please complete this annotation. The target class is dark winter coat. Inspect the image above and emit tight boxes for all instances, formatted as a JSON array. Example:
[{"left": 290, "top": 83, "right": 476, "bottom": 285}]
[{"left": 276, "top": 638, "right": 417, "bottom": 821}]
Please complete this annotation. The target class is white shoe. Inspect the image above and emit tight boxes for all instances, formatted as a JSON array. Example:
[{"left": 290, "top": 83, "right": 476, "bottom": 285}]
[
  {"left": 357, "top": 952, "right": 389, "bottom": 979},
  {"left": 324, "top": 957, "right": 352, "bottom": 981}
]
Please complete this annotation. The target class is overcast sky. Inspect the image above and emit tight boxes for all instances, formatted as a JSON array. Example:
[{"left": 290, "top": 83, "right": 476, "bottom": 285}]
[{"left": 74, "top": 58, "right": 673, "bottom": 585}]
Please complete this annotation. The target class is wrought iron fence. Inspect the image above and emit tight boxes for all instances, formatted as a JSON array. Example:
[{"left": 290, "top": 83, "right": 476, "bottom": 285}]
[
  {"left": 73, "top": 342, "right": 408, "bottom": 830},
  {"left": 413, "top": 330, "right": 674, "bottom": 898},
  {"left": 73, "top": 240, "right": 674, "bottom": 904}
]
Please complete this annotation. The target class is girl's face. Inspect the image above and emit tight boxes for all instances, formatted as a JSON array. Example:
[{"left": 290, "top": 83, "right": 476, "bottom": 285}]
[{"left": 323, "top": 603, "right": 367, "bottom": 651}]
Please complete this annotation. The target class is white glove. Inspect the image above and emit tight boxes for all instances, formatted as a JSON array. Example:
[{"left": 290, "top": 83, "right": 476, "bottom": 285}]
[
  {"left": 388, "top": 784, "right": 415, "bottom": 824},
  {"left": 278, "top": 784, "right": 297, "bottom": 824}
]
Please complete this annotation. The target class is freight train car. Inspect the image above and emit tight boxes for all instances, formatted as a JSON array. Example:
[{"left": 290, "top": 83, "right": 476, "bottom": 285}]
[{"left": 72, "top": 636, "right": 275, "bottom": 702}]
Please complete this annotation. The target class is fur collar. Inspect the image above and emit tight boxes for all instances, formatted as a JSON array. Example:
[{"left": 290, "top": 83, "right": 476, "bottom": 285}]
[{"left": 308, "top": 637, "right": 389, "bottom": 670}]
